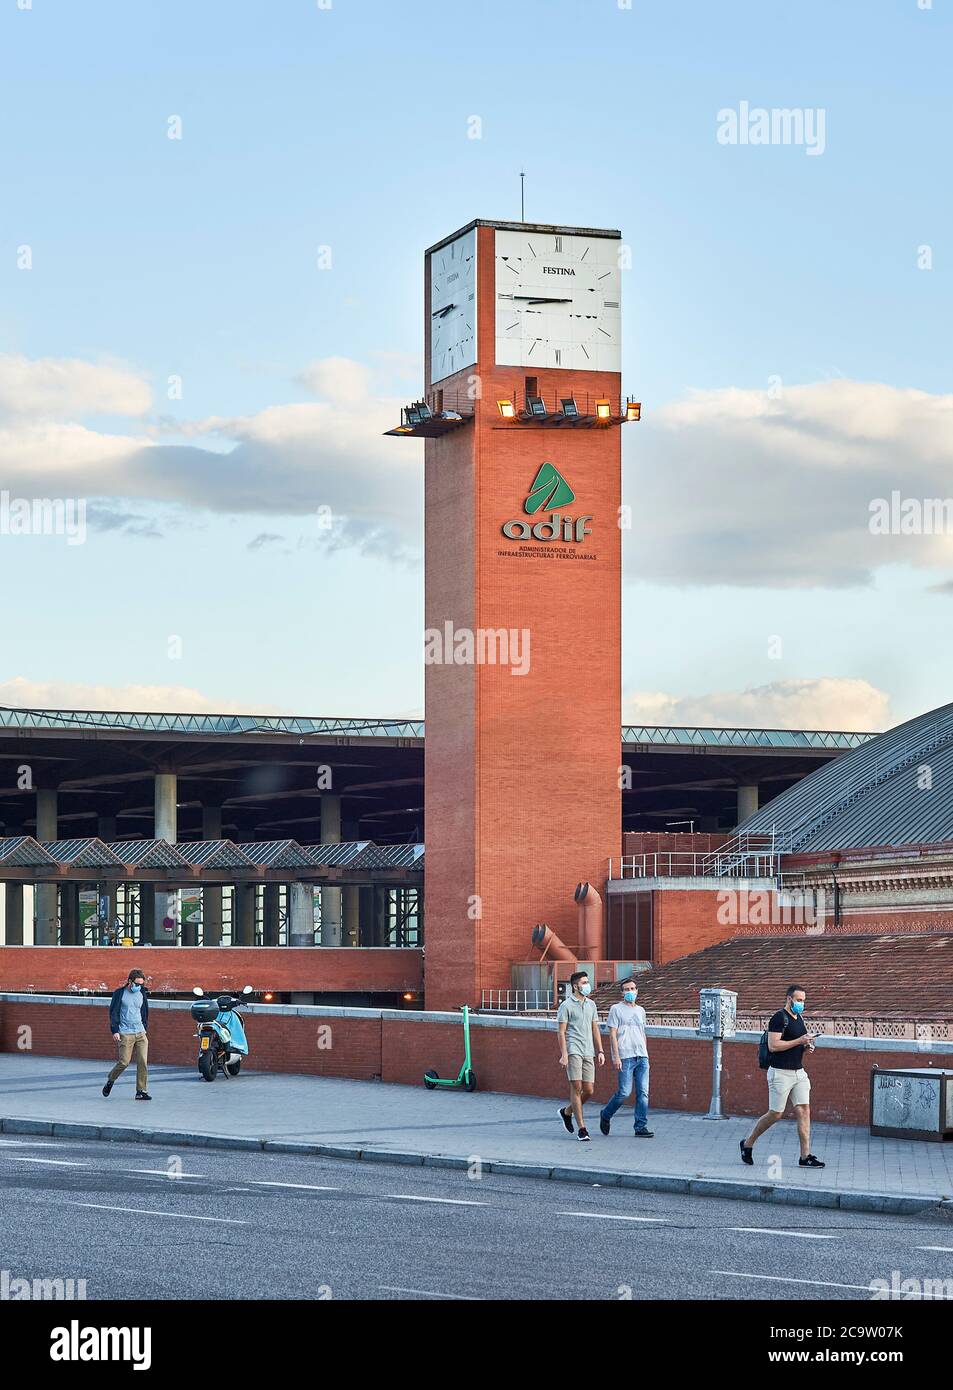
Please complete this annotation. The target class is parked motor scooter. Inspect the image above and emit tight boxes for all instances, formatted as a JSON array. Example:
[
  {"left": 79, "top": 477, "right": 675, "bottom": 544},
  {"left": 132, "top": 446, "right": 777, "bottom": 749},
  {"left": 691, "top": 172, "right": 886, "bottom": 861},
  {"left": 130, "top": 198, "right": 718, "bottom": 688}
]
[{"left": 190, "top": 985, "right": 253, "bottom": 1081}]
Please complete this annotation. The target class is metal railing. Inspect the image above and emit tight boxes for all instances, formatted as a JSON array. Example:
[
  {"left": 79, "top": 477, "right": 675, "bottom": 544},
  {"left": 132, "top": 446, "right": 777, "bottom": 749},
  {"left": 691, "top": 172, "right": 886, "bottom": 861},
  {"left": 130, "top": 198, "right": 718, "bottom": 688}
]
[{"left": 608, "top": 842, "right": 782, "bottom": 881}]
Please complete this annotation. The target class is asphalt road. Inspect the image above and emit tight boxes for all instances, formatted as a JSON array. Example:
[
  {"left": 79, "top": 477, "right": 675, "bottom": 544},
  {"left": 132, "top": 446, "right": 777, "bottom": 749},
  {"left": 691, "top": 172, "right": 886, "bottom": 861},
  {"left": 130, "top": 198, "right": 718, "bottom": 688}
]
[{"left": 0, "top": 1134, "right": 952, "bottom": 1302}]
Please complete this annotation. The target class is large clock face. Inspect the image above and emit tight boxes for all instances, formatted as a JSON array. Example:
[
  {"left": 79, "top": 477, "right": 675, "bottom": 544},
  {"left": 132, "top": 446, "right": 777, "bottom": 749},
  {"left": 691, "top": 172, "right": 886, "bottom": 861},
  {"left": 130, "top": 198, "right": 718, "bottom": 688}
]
[
  {"left": 430, "top": 228, "right": 477, "bottom": 384},
  {"left": 494, "top": 229, "right": 621, "bottom": 372}
]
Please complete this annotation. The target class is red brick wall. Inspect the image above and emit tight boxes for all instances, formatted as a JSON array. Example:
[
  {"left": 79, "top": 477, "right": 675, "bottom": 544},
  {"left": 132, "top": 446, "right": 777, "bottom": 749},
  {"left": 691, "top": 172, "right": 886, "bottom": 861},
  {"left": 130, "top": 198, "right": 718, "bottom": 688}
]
[
  {"left": 652, "top": 889, "right": 740, "bottom": 964},
  {"left": 623, "top": 832, "right": 730, "bottom": 857},
  {"left": 2, "top": 997, "right": 944, "bottom": 1128},
  {"left": 0, "top": 947, "right": 423, "bottom": 996}
]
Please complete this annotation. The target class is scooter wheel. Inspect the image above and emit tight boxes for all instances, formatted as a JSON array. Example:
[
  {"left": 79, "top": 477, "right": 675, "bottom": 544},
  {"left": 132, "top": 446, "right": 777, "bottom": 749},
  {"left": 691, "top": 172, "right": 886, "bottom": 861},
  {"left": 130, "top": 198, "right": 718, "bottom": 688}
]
[
  {"left": 423, "top": 1070, "right": 439, "bottom": 1090},
  {"left": 199, "top": 1051, "right": 217, "bottom": 1082},
  {"left": 463, "top": 1070, "right": 477, "bottom": 1093},
  {"left": 224, "top": 1059, "right": 241, "bottom": 1078}
]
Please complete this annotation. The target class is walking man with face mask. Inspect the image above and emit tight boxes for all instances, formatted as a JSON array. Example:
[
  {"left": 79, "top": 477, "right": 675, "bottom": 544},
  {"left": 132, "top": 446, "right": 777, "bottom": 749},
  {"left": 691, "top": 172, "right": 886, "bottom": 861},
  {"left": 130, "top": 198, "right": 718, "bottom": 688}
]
[
  {"left": 557, "top": 970, "right": 605, "bottom": 1141},
  {"left": 599, "top": 977, "right": 653, "bottom": 1138},
  {"left": 740, "top": 984, "right": 824, "bottom": 1168},
  {"left": 103, "top": 969, "right": 152, "bottom": 1100}
]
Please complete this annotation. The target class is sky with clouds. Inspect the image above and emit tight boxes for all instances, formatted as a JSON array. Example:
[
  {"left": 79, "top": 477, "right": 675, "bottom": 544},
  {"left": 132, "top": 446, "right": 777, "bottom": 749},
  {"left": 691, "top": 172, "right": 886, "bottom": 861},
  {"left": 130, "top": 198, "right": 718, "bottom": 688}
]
[{"left": 1, "top": 0, "right": 951, "bottom": 733}]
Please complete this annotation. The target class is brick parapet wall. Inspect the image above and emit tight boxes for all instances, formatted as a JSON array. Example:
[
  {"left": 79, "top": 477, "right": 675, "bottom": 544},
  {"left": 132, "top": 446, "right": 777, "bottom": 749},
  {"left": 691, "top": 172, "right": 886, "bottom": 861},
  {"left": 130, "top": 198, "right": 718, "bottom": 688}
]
[{"left": 2, "top": 995, "right": 951, "bottom": 1128}]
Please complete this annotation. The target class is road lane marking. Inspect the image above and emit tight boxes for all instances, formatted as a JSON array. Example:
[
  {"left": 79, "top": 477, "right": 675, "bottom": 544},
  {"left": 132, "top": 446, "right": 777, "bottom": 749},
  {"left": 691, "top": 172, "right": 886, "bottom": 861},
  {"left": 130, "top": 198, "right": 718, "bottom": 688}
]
[
  {"left": 69, "top": 1202, "right": 247, "bottom": 1225},
  {"left": 122, "top": 1168, "right": 208, "bottom": 1179},
  {"left": 4, "top": 1157, "right": 91, "bottom": 1167},
  {"left": 252, "top": 1181, "right": 342, "bottom": 1192},
  {"left": 379, "top": 1285, "right": 475, "bottom": 1300},
  {"left": 915, "top": 1245, "right": 953, "bottom": 1252},
  {"left": 731, "top": 1227, "right": 840, "bottom": 1240},
  {"left": 712, "top": 1269, "right": 953, "bottom": 1298},
  {"left": 386, "top": 1195, "right": 487, "bottom": 1206},
  {"left": 556, "top": 1211, "right": 665, "bottom": 1223}
]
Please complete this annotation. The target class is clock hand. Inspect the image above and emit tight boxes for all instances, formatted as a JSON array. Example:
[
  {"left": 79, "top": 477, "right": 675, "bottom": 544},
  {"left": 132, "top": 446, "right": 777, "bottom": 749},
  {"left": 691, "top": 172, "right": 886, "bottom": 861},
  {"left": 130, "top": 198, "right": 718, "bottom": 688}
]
[
  {"left": 511, "top": 296, "right": 572, "bottom": 304},
  {"left": 431, "top": 304, "right": 456, "bottom": 317}
]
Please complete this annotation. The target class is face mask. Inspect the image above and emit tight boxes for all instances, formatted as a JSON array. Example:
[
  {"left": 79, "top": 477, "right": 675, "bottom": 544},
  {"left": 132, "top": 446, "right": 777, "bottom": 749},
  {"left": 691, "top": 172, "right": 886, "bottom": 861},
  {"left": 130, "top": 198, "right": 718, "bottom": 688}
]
[
  {"left": 623, "top": 990, "right": 637, "bottom": 1003},
  {"left": 579, "top": 982, "right": 592, "bottom": 996},
  {"left": 130, "top": 983, "right": 141, "bottom": 993},
  {"left": 790, "top": 1000, "right": 804, "bottom": 1015}
]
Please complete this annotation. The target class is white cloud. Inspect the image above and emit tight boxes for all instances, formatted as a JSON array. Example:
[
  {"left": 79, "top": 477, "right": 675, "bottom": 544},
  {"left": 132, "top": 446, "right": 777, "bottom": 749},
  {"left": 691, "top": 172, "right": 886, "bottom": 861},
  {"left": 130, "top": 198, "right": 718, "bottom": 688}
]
[
  {"left": 0, "top": 353, "right": 151, "bottom": 418},
  {"left": 0, "top": 676, "right": 280, "bottom": 716},
  {"left": 624, "top": 677, "right": 890, "bottom": 732},
  {"left": 627, "top": 379, "right": 953, "bottom": 588}
]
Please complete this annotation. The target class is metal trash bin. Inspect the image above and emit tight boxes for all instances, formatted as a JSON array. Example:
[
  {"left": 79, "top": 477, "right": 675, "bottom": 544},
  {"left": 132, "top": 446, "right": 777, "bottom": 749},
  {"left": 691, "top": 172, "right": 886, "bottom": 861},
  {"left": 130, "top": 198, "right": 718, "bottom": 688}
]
[
  {"left": 870, "top": 1068, "right": 953, "bottom": 1142},
  {"left": 697, "top": 988, "right": 738, "bottom": 1040}
]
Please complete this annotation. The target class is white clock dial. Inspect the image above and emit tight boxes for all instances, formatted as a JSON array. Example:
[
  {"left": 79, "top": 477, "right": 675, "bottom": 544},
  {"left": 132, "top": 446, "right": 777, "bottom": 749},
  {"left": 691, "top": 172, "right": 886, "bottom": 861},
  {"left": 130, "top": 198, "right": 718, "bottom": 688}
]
[
  {"left": 430, "top": 228, "right": 477, "bottom": 384},
  {"left": 494, "top": 230, "right": 621, "bottom": 372}
]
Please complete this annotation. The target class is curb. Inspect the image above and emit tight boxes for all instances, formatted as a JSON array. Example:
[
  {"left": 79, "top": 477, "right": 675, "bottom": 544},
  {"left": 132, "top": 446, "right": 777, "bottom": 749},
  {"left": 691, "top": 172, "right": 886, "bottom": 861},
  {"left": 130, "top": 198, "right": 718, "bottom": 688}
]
[{"left": 1, "top": 1115, "right": 949, "bottom": 1217}]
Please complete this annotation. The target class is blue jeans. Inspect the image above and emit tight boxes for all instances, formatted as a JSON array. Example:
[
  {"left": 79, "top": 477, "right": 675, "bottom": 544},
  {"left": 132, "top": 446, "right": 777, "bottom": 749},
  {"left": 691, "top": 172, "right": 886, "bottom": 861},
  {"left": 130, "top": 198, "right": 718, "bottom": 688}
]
[{"left": 601, "top": 1056, "right": 650, "bottom": 1131}]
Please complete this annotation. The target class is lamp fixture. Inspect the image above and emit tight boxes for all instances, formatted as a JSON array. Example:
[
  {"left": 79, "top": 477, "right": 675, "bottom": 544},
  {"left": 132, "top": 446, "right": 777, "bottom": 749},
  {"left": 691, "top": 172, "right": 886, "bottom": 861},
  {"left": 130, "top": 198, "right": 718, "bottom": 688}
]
[
  {"left": 625, "top": 398, "right": 641, "bottom": 422},
  {"left": 596, "top": 399, "right": 611, "bottom": 421},
  {"left": 560, "top": 398, "right": 578, "bottom": 419},
  {"left": 497, "top": 399, "right": 515, "bottom": 418}
]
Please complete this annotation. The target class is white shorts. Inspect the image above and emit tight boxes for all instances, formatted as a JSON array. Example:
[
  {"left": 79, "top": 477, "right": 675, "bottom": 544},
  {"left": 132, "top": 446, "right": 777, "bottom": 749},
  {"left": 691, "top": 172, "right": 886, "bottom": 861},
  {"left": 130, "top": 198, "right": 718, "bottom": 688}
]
[{"left": 767, "top": 1067, "right": 811, "bottom": 1110}]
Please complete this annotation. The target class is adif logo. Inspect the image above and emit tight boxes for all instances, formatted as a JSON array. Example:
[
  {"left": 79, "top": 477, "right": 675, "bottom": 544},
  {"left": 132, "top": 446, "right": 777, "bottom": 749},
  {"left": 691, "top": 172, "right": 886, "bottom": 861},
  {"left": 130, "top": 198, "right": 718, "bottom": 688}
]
[{"left": 502, "top": 464, "right": 592, "bottom": 542}]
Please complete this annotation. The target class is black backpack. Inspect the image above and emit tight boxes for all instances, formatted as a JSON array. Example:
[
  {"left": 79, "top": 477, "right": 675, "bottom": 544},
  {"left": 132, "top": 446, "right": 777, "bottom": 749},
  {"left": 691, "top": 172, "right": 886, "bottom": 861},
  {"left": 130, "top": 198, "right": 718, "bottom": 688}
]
[{"left": 758, "top": 1029, "right": 771, "bottom": 1069}]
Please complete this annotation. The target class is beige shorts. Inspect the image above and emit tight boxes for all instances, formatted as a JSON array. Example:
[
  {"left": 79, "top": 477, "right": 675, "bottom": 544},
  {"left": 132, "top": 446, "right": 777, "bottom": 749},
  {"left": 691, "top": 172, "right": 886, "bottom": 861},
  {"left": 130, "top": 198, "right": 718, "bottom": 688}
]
[
  {"left": 567, "top": 1055, "right": 595, "bottom": 1083},
  {"left": 767, "top": 1066, "right": 811, "bottom": 1110}
]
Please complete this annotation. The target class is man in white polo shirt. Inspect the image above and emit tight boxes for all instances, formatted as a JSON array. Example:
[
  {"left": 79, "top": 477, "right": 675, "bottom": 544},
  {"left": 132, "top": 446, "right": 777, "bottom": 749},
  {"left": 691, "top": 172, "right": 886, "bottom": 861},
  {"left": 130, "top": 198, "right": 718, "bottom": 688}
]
[{"left": 599, "top": 977, "right": 653, "bottom": 1138}]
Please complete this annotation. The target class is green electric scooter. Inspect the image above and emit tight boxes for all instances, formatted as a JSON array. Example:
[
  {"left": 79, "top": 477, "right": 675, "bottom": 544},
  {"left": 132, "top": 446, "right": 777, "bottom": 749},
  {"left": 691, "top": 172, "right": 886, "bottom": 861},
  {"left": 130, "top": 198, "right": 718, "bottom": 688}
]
[{"left": 423, "top": 1005, "right": 477, "bottom": 1092}]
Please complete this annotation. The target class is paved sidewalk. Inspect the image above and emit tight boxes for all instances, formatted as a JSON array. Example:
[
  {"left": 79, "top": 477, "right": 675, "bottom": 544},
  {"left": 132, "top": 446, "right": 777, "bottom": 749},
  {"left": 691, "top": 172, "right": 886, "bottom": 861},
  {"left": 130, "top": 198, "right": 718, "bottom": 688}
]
[{"left": 1, "top": 1054, "right": 952, "bottom": 1213}]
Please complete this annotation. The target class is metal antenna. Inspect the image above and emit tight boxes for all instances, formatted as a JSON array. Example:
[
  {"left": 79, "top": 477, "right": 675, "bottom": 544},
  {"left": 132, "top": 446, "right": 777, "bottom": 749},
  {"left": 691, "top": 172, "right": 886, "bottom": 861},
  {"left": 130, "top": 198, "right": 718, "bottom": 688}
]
[{"left": 520, "top": 170, "right": 525, "bottom": 221}]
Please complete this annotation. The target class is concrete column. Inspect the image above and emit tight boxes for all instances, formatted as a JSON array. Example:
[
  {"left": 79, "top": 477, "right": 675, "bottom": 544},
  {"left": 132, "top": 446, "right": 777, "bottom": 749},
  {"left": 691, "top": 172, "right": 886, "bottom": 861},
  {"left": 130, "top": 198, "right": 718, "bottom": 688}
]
[
  {"left": 154, "top": 773, "right": 177, "bottom": 842},
  {"left": 97, "top": 815, "right": 117, "bottom": 843},
  {"left": 96, "top": 822, "right": 120, "bottom": 934},
  {"left": 234, "top": 883, "right": 256, "bottom": 946},
  {"left": 60, "top": 883, "right": 80, "bottom": 945},
  {"left": 343, "top": 886, "right": 360, "bottom": 946},
  {"left": 736, "top": 784, "right": 759, "bottom": 826},
  {"left": 289, "top": 882, "right": 315, "bottom": 946},
  {"left": 34, "top": 789, "right": 59, "bottom": 944},
  {"left": 263, "top": 883, "right": 281, "bottom": 945},
  {"left": 4, "top": 882, "right": 24, "bottom": 944},
  {"left": 319, "top": 793, "right": 342, "bottom": 947},
  {"left": 202, "top": 806, "right": 223, "bottom": 948}
]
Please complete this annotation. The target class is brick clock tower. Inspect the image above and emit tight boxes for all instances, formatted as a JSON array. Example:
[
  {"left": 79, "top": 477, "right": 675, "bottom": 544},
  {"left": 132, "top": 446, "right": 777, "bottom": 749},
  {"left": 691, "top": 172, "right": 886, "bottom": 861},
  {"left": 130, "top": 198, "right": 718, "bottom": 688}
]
[{"left": 388, "top": 219, "right": 637, "bottom": 1011}]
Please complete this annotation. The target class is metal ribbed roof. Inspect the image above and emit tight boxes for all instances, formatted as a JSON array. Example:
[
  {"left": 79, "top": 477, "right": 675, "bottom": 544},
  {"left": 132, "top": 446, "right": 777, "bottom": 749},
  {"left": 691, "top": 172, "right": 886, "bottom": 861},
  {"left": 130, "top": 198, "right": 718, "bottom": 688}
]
[
  {"left": 41, "top": 839, "right": 124, "bottom": 868},
  {"left": 111, "top": 840, "right": 193, "bottom": 869},
  {"left": 243, "top": 840, "right": 313, "bottom": 870},
  {"left": 176, "top": 840, "right": 256, "bottom": 870},
  {"left": 0, "top": 836, "right": 57, "bottom": 867},
  {"left": 741, "top": 702, "right": 953, "bottom": 850}
]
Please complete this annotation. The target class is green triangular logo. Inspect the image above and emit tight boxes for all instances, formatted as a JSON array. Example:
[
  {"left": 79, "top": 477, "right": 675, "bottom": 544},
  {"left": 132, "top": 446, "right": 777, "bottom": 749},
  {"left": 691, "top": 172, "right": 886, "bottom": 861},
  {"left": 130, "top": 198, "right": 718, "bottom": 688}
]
[{"left": 524, "top": 462, "right": 575, "bottom": 515}]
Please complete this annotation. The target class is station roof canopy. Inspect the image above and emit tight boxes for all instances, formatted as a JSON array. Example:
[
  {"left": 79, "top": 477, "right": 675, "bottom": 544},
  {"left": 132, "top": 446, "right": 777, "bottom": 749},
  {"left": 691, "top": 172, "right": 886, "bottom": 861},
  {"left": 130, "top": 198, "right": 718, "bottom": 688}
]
[{"left": 0, "top": 705, "right": 875, "bottom": 839}]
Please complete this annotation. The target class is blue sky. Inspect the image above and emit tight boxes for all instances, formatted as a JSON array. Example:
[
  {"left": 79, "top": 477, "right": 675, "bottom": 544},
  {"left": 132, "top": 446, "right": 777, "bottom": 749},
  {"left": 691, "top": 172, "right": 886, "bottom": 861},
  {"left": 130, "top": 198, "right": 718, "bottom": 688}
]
[{"left": 1, "top": 0, "right": 951, "bottom": 730}]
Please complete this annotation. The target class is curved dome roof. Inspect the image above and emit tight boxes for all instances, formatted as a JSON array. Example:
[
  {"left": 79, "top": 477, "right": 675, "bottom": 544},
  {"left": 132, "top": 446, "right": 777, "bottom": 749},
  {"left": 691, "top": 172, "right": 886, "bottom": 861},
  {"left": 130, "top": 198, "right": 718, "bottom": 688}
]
[{"left": 739, "top": 701, "right": 953, "bottom": 852}]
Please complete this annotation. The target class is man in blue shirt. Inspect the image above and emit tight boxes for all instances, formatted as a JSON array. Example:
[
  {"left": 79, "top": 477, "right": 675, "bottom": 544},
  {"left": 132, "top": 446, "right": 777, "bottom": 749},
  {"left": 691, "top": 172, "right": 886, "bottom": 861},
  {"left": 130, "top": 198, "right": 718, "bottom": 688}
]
[{"left": 103, "top": 969, "right": 152, "bottom": 1100}]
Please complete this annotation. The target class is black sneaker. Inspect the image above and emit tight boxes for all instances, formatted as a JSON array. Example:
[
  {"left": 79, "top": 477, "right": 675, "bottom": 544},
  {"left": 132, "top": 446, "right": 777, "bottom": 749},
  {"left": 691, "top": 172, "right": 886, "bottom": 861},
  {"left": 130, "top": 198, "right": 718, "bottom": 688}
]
[
  {"left": 599, "top": 1111, "right": 610, "bottom": 1136},
  {"left": 577, "top": 1128, "right": 591, "bottom": 1142},
  {"left": 135, "top": 1090, "right": 152, "bottom": 1101},
  {"left": 633, "top": 1129, "right": 654, "bottom": 1138},
  {"left": 798, "top": 1153, "right": 825, "bottom": 1168},
  {"left": 740, "top": 1140, "right": 754, "bottom": 1166},
  {"left": 558, "top": 1105, "right": 574, "bottom": 1134},
  {"left": 102, "top": 1079, "right": 113, "bottom": 1098}
]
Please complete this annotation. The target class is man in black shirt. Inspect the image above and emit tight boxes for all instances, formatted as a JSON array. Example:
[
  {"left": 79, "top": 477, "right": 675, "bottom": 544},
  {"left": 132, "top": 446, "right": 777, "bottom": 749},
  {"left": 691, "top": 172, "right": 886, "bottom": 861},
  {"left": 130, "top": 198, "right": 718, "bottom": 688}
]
[{"left": 740, "top": 984, "right": 825, "bottom": 1169}]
